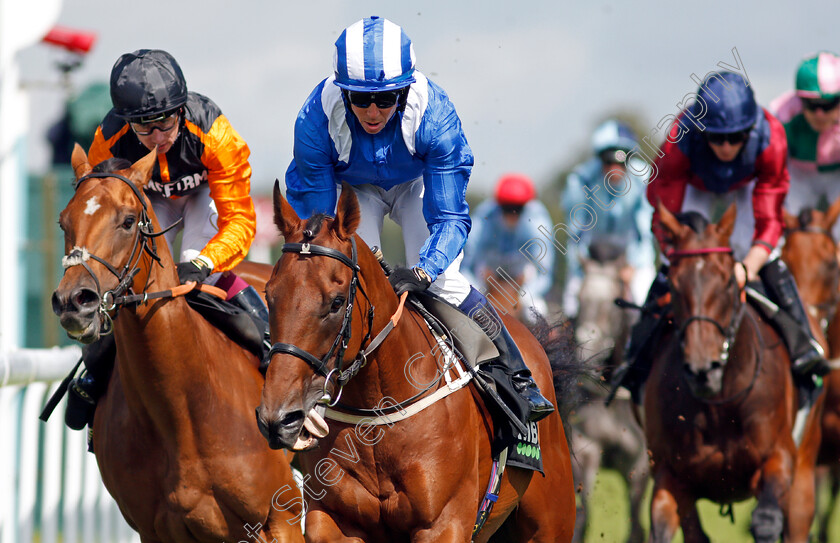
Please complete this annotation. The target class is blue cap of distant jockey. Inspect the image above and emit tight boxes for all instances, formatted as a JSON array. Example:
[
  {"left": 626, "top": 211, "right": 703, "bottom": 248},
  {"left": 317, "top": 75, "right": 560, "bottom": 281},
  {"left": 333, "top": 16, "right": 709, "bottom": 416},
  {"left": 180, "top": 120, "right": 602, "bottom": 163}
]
[
  {"left": 689, "top": 71, "right": 758, "bottom": 133},
  {"left": 333, "top": 16, "right": 417, "bottom": 92},
  {"left": 591, "top": 119, "right": 638, "bottom": 163}
]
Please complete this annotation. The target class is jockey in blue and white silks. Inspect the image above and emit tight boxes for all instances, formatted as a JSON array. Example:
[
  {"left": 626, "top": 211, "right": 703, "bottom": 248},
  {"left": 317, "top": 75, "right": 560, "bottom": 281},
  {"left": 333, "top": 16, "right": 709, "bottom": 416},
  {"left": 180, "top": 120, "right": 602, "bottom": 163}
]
[
  {"left": 285, "top": 16, "right": 555, "bottom": 423},
  {"left": 285, "top": 21, "right": 473, "bottom": 305},
  {"left": 560, "top": 120, "right": 655, "bottom": 318}
]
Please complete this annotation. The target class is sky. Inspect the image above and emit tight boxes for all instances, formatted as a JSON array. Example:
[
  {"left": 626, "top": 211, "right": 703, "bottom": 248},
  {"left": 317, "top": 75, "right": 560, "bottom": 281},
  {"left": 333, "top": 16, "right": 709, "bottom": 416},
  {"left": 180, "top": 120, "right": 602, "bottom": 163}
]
[{"left": 18, "top": 0, "right": 840, "bottom": 199}]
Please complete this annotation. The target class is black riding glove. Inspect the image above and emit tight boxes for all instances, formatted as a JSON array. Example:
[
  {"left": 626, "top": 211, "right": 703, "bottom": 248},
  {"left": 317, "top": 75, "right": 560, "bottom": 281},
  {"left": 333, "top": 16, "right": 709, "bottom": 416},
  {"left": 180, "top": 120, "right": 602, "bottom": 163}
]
[
  {"left": 176, "top": 258, "right": 212, "bottom": 284},
  {"left": 389, "top": 266, "right": 432, "bottom": 295}
]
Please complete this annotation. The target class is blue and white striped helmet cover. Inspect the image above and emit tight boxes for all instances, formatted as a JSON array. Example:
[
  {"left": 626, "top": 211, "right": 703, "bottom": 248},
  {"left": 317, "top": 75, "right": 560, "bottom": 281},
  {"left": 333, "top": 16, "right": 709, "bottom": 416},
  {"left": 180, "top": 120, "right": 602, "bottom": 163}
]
[{"left": 333, "top": 16, "right": 416, "bottom": 91}]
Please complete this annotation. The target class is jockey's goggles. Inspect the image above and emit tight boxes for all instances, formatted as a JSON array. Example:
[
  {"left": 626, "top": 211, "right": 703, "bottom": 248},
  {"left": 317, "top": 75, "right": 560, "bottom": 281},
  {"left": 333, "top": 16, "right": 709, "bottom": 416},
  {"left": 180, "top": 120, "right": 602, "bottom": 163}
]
[
  {"left": 130, "top": 112, "right": 180, "bottom": 136},
  {"left": 500, "top": 204, "right": 525, "bottom": 215},
  {"left": 802, "top": 97, "right": 840, "bottom": 112},
  {"left": 703, "top": 128, "right": 751, "bottom": 146},
  {"left": 346, "top": 90, "right": 401, "bottom": 109},
  {"left": 598, "top": 148, "right": 629, "bottom": 165}
]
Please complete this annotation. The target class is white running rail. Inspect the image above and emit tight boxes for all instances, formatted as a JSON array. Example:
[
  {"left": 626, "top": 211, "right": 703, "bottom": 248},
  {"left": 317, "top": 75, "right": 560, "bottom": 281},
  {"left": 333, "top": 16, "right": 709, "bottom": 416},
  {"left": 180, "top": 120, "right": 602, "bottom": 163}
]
[{"left": 0, "top": 347, "right": 140, "bottom": 543}]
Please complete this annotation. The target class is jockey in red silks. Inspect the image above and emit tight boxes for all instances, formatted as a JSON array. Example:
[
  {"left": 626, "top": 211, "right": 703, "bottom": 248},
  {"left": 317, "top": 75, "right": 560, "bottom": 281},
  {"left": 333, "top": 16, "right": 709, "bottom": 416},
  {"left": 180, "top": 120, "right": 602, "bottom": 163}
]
[{"left": 612, "top": 71, "right": 827, "bottom": 404}]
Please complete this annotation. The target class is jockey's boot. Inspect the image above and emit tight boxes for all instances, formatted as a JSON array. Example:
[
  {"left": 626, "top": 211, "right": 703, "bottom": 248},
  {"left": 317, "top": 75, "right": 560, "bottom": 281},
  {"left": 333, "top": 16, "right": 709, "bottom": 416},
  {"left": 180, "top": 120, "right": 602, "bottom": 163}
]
[
  {"left": 610, "top": 265, "right": 670, "bottom": 404},
  {"left": 758, "top": 259, "right": 829, "bottom": 378},
  {"left": 459, "top": 287, "right": 555, "bottom": 422},
  {"left": 228, "top": 285, "right": 271, "bottom": 361},
  {"left": 65, "top": 334, "right": 116, "bottom": 430}
]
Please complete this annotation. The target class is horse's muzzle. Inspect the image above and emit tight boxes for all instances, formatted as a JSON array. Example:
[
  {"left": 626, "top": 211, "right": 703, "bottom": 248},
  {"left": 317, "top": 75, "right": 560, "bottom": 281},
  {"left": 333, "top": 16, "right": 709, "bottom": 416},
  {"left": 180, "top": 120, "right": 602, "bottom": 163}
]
[
  {"left": 682, "top": 361, "right": 724, "bottom": 398},
  {"left": 256, "top": 406, "right": 306, "bottom": 450},
  {"left": 51, "top": 286, "right": 101, "bottom": 342}
]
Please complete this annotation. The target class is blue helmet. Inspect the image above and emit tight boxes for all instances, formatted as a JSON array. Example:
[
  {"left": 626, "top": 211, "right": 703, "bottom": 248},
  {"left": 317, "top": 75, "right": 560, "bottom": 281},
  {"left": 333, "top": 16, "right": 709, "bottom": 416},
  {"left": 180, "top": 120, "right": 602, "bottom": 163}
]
[
  {"left": 333, "top": 16, "right": 416, "bottom": 92},
  {"left": 690, "top": 71, "right": 758, "bottom": 133},
  {"left": 591, "top": 119, "right": 638, "bottom": 159}
]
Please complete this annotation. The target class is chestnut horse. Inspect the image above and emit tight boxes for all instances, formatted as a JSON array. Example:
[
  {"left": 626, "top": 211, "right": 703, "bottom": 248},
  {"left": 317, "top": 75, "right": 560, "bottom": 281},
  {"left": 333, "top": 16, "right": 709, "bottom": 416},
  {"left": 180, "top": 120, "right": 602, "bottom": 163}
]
[
  {"left": 644, "top": 203, "right": 823, "bottom": 543},
  {"left": 781, "top": 200, "right": 840, "bottom": 542},
  {"left": 51, "top": 145, "right": 303, "bottom": 543},
  {"left": 255, "top": 184, "right": 577, "bottom": 542}
]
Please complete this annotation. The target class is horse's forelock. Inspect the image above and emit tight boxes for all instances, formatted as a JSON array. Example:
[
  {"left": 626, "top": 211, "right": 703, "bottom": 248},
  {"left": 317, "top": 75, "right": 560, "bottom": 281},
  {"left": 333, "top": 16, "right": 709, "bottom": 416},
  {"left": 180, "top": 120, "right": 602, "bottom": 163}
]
[
  {"left": 675, "top": 211, "right": 709, "bottom": 234},
  {"left": 91, "top": 157, "right": 132, "bottom": 175},
  {"left": 303, "top": 214, "right": 329, "bottom": 240},
  {"left": 798, "top": 208, "right": 814, "bottom": 229}
]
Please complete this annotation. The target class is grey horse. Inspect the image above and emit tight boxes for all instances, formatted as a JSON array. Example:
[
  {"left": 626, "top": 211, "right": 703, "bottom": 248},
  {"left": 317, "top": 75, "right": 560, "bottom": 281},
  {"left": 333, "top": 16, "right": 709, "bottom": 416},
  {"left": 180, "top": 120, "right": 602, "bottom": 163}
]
[{"left": 571, "top": 238, "right": 649, "bottom": 543}]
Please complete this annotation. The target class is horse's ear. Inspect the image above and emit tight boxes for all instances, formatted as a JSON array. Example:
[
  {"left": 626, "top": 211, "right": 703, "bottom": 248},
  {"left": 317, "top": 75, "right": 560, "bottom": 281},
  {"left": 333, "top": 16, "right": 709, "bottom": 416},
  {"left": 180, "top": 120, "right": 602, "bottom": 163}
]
[
  {"left": 782, "top": 208, "right": 798, "bottom": 231},
  {"left": 333, "top": 182, "right": 360, "bottom": 240},
  {"left": 826, "top": 196, "right": 840, "bottom": 231},
  {"left": 273, "top": 179, "right": 302, "bottom": 237},
  {"left": 71, "top": 144, "right": 92, "bottom": 179},
  {"left": 657, "top": 201, "right": 688, "bottom": 243},
  {"left": 128, "top": 147, "right": 157, "bottom": 189},
  {"left": 716, "top": 203, "right": 737, "bottom": 241}
]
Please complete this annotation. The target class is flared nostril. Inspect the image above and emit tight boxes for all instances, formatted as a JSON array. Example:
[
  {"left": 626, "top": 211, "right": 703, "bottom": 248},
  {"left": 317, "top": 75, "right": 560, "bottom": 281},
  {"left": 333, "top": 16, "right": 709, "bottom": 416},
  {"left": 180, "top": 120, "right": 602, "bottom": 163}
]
[
  {"left": 72, "top": 288, "right": 100, "bottom": 311},
  {"left": 51, "top": 292, "right": 66, "bottom": 316}
]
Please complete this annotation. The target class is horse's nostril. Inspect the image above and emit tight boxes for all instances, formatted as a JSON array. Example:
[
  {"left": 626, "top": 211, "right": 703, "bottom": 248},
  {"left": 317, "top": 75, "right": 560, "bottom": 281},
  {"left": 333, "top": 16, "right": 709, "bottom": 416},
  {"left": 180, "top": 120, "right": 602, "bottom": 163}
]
[
  {"left": 72, "top": 288, "right": 100, "bottom": 311},
  {"left": 279, "top": 410, "right": 305, "bottom": 428},
  {"left": 710, "top": 361, "right": 723, "bottom": 371},
  {"left": 51, "top": 292, "right": 65, "bottom": 316}
]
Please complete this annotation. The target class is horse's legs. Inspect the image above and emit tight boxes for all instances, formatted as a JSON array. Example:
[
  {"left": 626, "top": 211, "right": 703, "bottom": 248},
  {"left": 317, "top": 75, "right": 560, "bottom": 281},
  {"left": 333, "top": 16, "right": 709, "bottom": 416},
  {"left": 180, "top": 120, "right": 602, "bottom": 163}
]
[
  {"left": 570, "top": 430, "right": 600, "bottom": 543},
  {"left": 750, "top": 450, "right": 793, "bottom": 543},
  {"left": 817, "top": 466, "right": 840, "bottom": 543},
  {"left": 625, "top": 446, "right": 650, "bottom": 543},
  {"left": 649, "top": 469, "right": 708, "bottom": 543}
]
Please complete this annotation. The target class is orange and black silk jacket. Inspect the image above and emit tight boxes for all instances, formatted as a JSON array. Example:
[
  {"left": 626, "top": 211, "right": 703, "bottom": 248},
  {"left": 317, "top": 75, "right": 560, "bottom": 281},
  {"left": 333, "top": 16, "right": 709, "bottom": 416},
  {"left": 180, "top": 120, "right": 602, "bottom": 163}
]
[{"left": 88, "top": 92, "right": 256, "bottom": 272}]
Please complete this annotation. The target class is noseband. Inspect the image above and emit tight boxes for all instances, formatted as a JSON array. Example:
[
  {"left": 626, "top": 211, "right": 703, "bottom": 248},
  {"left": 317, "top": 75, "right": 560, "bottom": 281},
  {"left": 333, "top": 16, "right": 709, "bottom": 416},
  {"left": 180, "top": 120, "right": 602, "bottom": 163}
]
[
  {"left": 62, "top": 172, "right": 179, "bottom": 334},
  {"left": 266, "top": 237, "right": 375, "bottom": 405}
]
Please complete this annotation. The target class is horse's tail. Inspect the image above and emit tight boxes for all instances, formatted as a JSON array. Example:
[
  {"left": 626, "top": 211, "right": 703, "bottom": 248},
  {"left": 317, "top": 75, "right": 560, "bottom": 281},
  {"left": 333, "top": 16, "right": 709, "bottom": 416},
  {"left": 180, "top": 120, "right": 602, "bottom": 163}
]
[{"left": 532, "top": 314, "right": 592, "bottom": 443}]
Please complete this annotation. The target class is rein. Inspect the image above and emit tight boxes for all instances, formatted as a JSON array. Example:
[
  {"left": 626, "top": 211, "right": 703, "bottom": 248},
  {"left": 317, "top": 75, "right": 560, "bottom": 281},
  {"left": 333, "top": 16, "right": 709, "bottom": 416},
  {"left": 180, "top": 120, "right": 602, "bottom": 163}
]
[{"left": 63, "top": 172, "right": 222, "bottom": 335}]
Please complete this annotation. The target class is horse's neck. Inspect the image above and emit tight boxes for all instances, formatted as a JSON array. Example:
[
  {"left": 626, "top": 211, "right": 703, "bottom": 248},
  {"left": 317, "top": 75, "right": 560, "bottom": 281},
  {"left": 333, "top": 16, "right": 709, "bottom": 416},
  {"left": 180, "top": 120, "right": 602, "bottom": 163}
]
[
  {"left": 111, "top": 251, "right": 227, "bottom": 419},
  {"left": 342, "top": 253, "right": 441, "bottom": 406}
]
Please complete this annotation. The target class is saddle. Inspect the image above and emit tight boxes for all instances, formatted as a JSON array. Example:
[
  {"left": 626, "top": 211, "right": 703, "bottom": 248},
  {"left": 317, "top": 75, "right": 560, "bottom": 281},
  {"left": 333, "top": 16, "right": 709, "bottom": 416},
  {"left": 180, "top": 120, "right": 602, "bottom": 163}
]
[
  {"left": 409, "top": 292, "right": 544, "bottom": 474},
  {"left": 185, "top": 290, "right": 267, "bottom": 361}
]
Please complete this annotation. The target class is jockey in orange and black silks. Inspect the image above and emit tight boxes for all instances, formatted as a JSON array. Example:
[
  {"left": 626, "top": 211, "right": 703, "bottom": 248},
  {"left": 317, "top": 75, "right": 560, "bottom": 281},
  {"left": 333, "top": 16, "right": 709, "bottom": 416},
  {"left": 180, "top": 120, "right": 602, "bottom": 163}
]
[
  {"left": 65, "top": 50, "right": 269, "bottom": 433},
  {"left": 89, "top": 49, "right": 255, "bottom": 277}
]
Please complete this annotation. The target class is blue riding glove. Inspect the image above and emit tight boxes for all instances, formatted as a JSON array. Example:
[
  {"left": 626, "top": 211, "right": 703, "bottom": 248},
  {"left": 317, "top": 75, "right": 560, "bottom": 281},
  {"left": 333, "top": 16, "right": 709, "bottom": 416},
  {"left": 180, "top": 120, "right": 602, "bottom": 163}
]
[
  {"left": 389, "top": 266, "right": 432, "bottom": 295},
  {"left": 176, "top": 258, "right": 212, "bottom": 284}
]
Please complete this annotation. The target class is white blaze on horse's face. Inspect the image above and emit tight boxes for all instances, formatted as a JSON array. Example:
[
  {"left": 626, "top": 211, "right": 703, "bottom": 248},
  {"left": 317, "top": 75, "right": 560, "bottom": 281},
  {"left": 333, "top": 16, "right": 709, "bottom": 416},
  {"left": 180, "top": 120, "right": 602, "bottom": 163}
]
[
  {"left": 695, "top": 260, "right": 704, "bottom": 272},
  {"left": 84, "top": 196, "right": 101, "bottom": 216}
]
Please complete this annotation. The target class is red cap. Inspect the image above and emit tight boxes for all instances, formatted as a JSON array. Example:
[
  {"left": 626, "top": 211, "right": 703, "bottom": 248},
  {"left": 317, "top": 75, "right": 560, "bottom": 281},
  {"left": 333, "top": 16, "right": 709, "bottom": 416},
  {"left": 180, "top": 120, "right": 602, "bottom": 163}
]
[
  {"left": 42, "top": 26, "right": 97, "bottom": 55},
  {"left": 494, "top": 173, "right": 536, "bottom": 206}
]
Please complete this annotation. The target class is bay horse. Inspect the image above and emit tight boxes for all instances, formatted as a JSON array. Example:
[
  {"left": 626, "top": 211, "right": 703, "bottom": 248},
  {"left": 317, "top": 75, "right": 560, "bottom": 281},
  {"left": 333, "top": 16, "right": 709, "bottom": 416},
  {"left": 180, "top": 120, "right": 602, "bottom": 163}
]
[
  {"left": 255, "top": 184, "right": 577, "bottom": 542},
  {"left": 51, "top": 145, "right": 304, "bottom": 543},
  {"left": 781, "top": 199, "right": 840, "bottom": 542},
  {"left": 571, "top": 238, "right": 646, "bottom": 543},
  {"left": 644, "top": 202, "right": 823, "bottom": 543}
]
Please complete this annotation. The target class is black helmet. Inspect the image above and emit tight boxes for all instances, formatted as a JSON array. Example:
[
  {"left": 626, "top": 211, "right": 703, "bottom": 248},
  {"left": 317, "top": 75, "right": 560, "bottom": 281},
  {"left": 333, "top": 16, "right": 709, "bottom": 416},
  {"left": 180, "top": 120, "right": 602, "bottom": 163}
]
[{"left": 110, "top": 49, "right": 187, "bottom": 121}]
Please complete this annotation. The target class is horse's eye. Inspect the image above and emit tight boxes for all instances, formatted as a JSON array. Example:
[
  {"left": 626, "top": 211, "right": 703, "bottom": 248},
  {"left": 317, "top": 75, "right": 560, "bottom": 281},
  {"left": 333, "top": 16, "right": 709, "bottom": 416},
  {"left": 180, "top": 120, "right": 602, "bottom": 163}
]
[
  {"left": 330, "top": 296, "right": 346, "bottom": 313},
  {"left": 121, "top": 216, "right": 136, "bottom": 230}
]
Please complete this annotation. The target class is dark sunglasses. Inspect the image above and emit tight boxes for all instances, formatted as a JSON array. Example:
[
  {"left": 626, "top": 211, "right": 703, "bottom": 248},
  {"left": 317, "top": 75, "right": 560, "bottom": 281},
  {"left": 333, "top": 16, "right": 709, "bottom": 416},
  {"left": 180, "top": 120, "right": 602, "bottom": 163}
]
[
  {"left": 501, "top": 204, "right": 525, "bottom": 215},
  {"left": 704, "top": 129, "right": 751, "bottom": 146},
  {"left": 346, "top": 90, "right": 401, "bottom": 109},
  {"left": 802, "top": 97, "right": 840, "bottom": 112}
]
